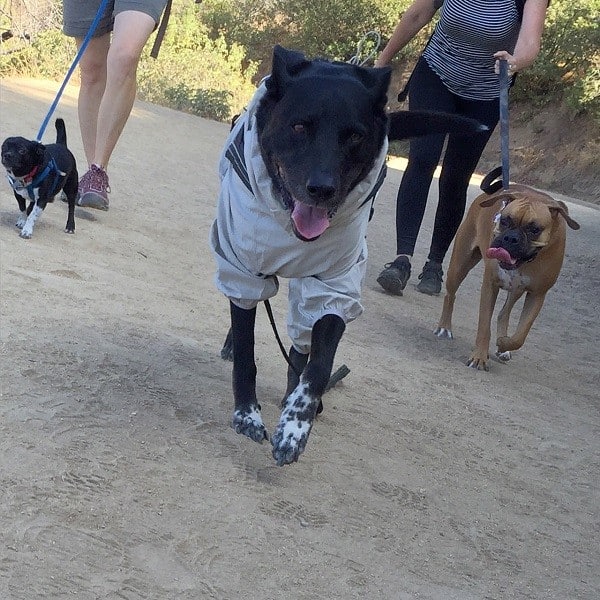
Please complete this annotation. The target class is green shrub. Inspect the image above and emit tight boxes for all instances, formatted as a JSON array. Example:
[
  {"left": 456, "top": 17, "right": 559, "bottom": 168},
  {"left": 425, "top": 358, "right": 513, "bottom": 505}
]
[
  {"left": 505, "top": 0, "right": 600, "bottom": 119},
  {"left": 0, "top": 29, "right": 75, "bottom": 79},
  {"left": 200, "top": 0, "right": 409, "bottom": 64},
  {"left": 0, "top": 0, "right": 256, "bottom": 122},
  {"left": 1, "top": 0, "right": 597, "bottom": 120},
  {"left": 136, "top": 1, "right": 257, "bottom": 120},
  {"left": 201, "top": 0, "right": 598, "bottom": 119}
]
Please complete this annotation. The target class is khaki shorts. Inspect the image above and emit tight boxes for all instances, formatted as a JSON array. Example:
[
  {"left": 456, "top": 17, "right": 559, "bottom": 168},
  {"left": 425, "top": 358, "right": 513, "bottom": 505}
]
[{"left": 63, "top": 0, "right": 168, "bottom": 38}]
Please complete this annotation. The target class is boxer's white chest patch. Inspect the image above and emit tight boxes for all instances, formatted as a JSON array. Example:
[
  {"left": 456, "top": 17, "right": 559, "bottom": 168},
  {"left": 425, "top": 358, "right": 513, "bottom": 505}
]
[{"left": 496, "top": 265, "right": 530, "bottom": 291}]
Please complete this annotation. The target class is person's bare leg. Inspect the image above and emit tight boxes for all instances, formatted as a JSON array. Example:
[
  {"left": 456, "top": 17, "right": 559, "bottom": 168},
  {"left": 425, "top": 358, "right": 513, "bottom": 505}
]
[
  {"left": 93, "top": 10, "right": 156, "bottom": 169},
  {"left": 76, "top": 33, "right": 110, "bottom": 167}
]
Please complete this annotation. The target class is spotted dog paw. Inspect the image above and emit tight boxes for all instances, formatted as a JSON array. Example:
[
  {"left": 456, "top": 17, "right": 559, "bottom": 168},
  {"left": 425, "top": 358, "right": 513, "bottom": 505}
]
[
  {"left": 232, "top": 405, "right": 268, "bottom": 443},
  {"left": 15, "top": 215, "right": 26, "bottom": 229},
  {"left": 19, "top": 225, "right": 33, "bottom": 239},
  {"left": 271, "top": 381, "right": 318, "bottom": 466}
]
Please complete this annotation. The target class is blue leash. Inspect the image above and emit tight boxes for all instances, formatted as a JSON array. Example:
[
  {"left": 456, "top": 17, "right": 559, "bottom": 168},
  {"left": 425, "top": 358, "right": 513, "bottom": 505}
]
[
  {"left": 36, "top": 0, "right": 110, "bottom": 142},
  {"left": 498, "top": 59, "right": 510, "bottom": 190}
]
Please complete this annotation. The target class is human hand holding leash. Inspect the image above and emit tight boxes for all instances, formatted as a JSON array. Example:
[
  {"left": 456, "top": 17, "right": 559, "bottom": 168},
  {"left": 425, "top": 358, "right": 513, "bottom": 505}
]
[{"left": 494, "top": 51, "right": 519, "bottom": 76}]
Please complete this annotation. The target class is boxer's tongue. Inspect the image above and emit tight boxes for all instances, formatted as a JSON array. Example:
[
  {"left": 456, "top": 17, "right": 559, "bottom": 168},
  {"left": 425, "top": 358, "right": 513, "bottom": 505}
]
[
  {"left": 291, "top": 202, "right": 329, "bottom": 240},
  {"left": 486, "top": 247, "right": 516, "bottom": 264}
]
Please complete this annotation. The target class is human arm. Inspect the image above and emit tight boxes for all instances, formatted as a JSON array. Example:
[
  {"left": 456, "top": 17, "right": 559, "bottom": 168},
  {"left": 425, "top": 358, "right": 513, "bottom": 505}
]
[
  {"left": 494, "top": 0, "right": 549, "bottom": 75},
  {"left": 374, "top": 0, "right": 439, "bottom": 68}
]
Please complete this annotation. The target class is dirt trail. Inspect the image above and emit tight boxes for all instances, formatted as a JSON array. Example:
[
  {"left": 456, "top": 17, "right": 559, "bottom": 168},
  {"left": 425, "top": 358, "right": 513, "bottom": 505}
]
[{"left": 1, "top": 78, "right": 599, "bottom": 600}]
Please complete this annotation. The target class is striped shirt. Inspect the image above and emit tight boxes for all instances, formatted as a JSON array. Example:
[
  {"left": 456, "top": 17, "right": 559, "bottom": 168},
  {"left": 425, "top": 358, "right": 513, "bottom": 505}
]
[{"left": 423, "top": 0, "right": 521, "bottom": 100}]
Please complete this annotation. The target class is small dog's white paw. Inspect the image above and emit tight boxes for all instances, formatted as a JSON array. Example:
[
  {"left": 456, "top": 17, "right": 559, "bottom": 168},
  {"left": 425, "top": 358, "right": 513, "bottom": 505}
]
[
  {"left": 496, "top": 350, "right": 512, "bottom": 362},
  {"left": 232, "top": 405, "right": 268, "bottom": 443},
  {"left": 434, "top": 327, "right": 453, "bottom": 339},
  {"left": 19, "top": 226, "right": 33, "bottom": 239},
  {"left": 15, "top": 216, "right": 26, "bottom": 229},
  {"left": 271, "top": 382, "right": 317, "bottom": 466}
]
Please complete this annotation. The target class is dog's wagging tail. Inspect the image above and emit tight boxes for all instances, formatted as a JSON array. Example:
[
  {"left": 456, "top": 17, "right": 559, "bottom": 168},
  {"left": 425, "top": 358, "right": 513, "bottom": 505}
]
[{"left": 211, "top": 45, "right": 486, "bottom": 466}]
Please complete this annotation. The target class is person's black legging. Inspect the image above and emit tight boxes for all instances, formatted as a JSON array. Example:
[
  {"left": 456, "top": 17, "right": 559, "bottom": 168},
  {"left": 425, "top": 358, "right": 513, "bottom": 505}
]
[{"left": 395, "top": 56, "right": 500, "bottom": 264}]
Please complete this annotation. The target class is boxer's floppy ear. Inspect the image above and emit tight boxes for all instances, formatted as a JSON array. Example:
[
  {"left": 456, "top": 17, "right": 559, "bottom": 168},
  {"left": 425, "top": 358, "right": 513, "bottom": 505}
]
[
  {"left": 550, "top": 201, "right": 581, "bottom": 230},
  {"left": 479, "top": 192, "right": 516, "bottom": 208}
]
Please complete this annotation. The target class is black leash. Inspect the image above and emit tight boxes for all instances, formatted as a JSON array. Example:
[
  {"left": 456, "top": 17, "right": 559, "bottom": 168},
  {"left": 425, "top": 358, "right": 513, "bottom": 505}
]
[
  {"left": 499, "top": 59, "right": 511, "bottom": 190},
  {"left": 480, "top": 59, "right": 512, "bottom": 195},
  {"left": 263, "top": 299, "right": 350, "bottom": 389},
  {"left": 150, "top": 0, "right": 172, "bottom": 59},
  {"left": 150, "top": 0, "right": 204, "bottom": 59},
  {"left": 263, "top": 299, "right": 301, "bottom": 377}
]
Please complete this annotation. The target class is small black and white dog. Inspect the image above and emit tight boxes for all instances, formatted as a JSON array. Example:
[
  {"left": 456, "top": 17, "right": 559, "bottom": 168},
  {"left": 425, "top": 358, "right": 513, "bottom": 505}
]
[{"left": 2, "top": 118, "right": 78, "bottom": 239}]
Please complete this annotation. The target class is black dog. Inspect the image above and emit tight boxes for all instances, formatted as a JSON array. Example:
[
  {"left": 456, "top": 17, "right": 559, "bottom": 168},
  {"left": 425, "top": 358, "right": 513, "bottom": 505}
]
[
  {"left": 2, "top": 118, "right": 78, "bottom": 239},
  {"left": 210, "top": 45, "right": 486, "bottom": 466}
]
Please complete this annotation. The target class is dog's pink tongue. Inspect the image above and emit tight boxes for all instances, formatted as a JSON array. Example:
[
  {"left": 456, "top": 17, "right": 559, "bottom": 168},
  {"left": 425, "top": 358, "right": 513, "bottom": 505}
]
[
  {"left": 486, "top": 247, "right": 516, "bottom": 264},
  {"left": 291, "top": 203, "right": 330, "bottom": 240}
]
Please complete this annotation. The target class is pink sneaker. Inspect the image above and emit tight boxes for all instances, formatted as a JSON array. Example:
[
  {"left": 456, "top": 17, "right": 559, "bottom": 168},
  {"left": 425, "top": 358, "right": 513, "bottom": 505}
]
[{"left": 77, "top": 164, "right": 110, "bottom": 210}]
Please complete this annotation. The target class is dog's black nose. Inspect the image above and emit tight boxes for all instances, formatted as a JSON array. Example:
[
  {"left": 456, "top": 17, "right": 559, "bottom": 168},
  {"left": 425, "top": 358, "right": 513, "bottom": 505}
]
[
  {"left": 307, "top": 184, "right": 335, "bottom": 201},
  {"left": 501, "top": 229, "right": 525, "bottom": 248},
  {"left": 307, "top": 173, "right": 336, "bottom": 202}
]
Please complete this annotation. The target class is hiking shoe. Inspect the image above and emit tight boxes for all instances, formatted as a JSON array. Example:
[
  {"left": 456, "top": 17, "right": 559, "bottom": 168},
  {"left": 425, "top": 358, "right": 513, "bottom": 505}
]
[
  {"left": 77, "top": 164, "right": 110, "bottom": 210},
  {"left": 417, "top": 261, "right": 443, "bottom": 295},
  {"left": 377, "top": 256, "right": 411, "bottom": 295}
]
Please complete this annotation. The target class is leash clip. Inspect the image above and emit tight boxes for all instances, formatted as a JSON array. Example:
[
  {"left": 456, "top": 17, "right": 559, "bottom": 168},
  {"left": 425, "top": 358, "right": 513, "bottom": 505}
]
[{"left": 492, "top": 199, "right": 508, "bottom": 232}]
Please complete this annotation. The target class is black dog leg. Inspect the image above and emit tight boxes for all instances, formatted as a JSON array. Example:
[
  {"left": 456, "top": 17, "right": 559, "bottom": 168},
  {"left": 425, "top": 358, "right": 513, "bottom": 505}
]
[
  {"left": 283, "top": 347, "right": 324, "bottom": 415},
  {"left": 271, "top": 313, "right": 345, "bottom": 466},
  {"left": 63, "top": 171, "right": 78, "bottom": 234},
  {"left": 230, "top": 302, "right": 268, "bottom": 443},
  {"left": 283, "top": 346, "right": 308, "bottom": 400}
]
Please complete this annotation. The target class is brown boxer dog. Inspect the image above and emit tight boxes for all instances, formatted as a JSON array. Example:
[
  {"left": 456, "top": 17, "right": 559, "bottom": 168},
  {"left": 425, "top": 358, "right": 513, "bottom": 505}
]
[{"left": 434, "top": 182, "right": 580, "bottom": 371}]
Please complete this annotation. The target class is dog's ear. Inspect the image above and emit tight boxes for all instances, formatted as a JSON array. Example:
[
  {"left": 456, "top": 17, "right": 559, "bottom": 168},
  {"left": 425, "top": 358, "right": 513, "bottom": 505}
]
[
  {"left": 479, "top": 192, "right": 516, "bottom": 208},
  {"left": 550, "top": 201, "right": 581, "bottom": 230},
  {"left": 266, "top": 45, "right": 311, "bottom": 99},
  {"left": 352, "top": 65, "right": 391, "bottom": 112}
]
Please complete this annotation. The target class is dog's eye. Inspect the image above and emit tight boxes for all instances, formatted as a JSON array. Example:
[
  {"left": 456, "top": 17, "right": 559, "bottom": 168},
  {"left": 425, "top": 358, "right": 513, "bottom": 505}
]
[
  {"left": 526, "top": 223, "right": 542, "bottom": 237},
  {"left": 292, "top": 123, "right": 306, "bottom": 134},
  {"left": 18, "top": 148, "right": 27, "bottom": 156},
  {"left": 349, "top": 132, "right": 363, "bottom": 144},
  {"left": 499, "top": 216, "right": 513, "bottom": 229}
]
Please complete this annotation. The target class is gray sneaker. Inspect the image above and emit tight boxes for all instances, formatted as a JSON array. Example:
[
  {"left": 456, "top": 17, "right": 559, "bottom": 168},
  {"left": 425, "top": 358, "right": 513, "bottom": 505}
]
[
  {"left": 377, "top": 256, "right": 411, "bottom": 295},
  {"left": 417, "top": 261, "right": 443, "bottom": 295},
  {"left": 77, "top": 164, "right": 110, "bottom": 210}
]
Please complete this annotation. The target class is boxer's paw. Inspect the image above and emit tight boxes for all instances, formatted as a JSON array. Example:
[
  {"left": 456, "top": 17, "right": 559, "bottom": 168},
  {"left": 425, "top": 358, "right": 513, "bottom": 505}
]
[
  {"left": 434, "top": 326, "right": 453, "bottom": 339},
  {"left": 466, "top": 350, "right": 489, "bottom": 371}
]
